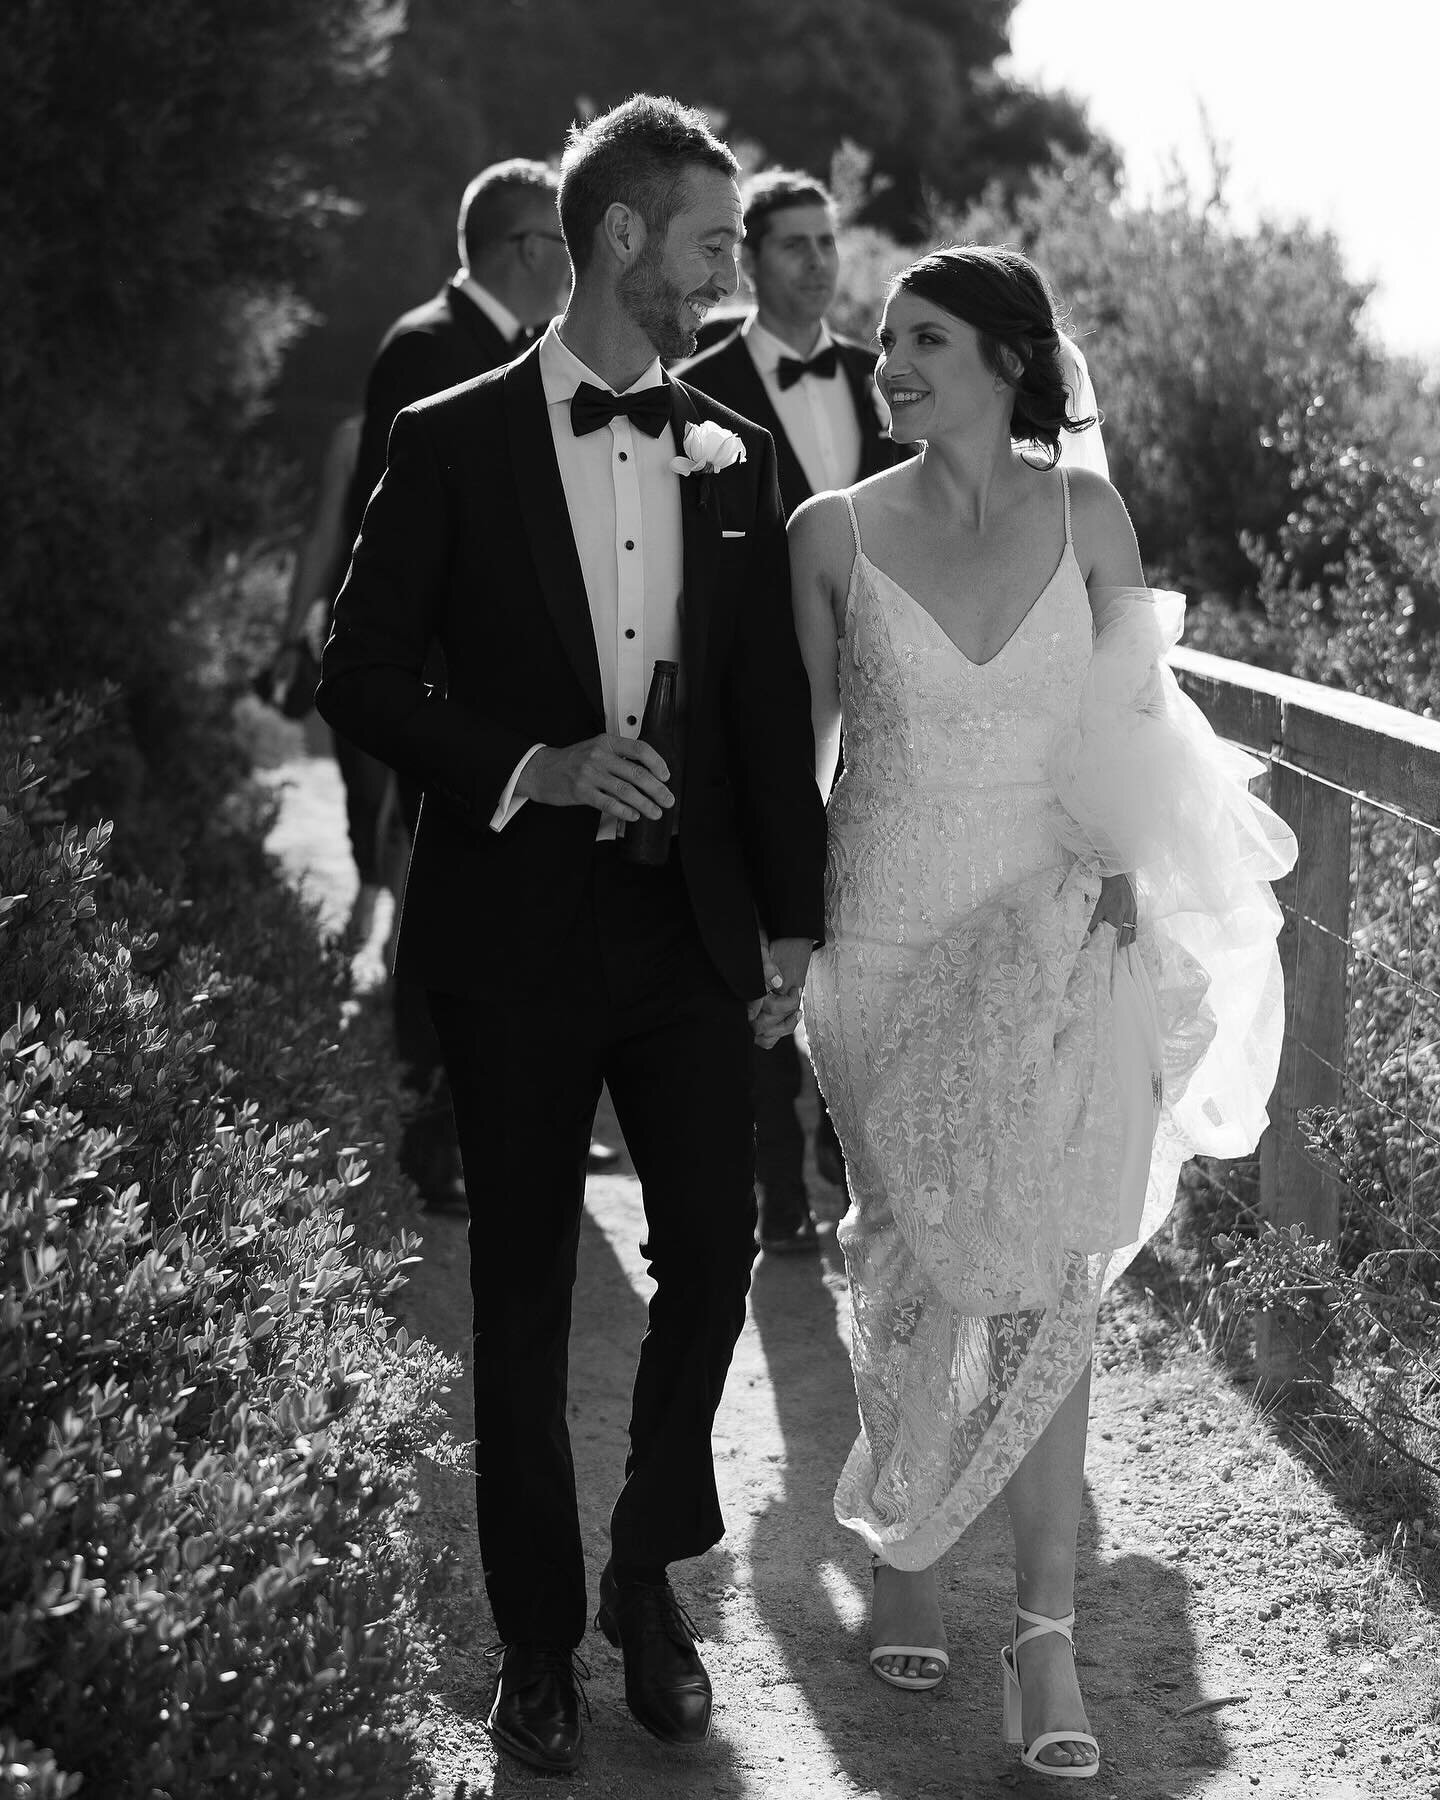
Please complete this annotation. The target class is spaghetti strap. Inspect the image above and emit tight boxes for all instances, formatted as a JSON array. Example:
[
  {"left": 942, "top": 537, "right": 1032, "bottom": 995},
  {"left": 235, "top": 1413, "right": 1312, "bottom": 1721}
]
[
  {"left": 841, "top": 489, "right": 863, "bottom": 561},
  {"left": 1059, "top": 468, "right": 1073, "bottom": 547}
]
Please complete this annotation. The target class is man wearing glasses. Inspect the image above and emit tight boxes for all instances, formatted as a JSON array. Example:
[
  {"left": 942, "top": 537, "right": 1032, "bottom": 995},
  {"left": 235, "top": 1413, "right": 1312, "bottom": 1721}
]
[
  {"left": 348, "top": 159, "right": 572, "bottom": 529},
  {"left": 342, "top": 158, "right": 599, "bottom": 1213}
]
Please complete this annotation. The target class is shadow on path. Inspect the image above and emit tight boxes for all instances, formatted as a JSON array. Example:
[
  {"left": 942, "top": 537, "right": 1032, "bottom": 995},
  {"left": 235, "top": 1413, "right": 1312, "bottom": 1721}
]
[{"left": 740, "top": 1234, "right": 1223, "bottom": 1797}]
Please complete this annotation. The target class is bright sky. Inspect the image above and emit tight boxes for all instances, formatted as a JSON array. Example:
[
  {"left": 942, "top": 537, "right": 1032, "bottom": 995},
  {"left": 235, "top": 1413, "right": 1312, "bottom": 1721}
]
[{"left": 1005, "top": 0, "right": 1439, "bottom": 363}]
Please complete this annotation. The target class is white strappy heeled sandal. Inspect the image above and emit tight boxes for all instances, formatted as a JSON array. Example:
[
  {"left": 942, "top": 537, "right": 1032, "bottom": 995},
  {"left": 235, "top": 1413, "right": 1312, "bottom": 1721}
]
[{"left": 999, "top": 1605, "right": 1100, "bottom": 1779}]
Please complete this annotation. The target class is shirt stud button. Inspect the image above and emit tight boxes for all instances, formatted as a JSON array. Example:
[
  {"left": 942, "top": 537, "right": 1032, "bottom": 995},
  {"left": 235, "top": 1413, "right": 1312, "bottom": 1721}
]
[
  {"left": 618, "top": 451, "right": 628, "bottom": 461},
  {"left": 624, "top": 628, "right": 636, "bottom": 640},
  {"left": 626, "top": 714, "right": 637, "bottom": 727},
  {"left": 624, "top": 539, "right": 635, "bottom": 550}
]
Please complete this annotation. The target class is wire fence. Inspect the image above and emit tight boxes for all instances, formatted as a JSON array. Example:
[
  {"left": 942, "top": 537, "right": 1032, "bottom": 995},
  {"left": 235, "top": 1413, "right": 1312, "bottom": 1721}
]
[{"left": 1170, "top": 646, "right": 1440, "bottom": 1379}]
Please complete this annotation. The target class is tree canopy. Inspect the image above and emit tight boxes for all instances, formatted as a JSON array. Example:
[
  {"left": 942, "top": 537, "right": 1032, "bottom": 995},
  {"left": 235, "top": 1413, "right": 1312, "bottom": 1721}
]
[{"left": 0, "top": 0, "right": 398, "bottom": 844}]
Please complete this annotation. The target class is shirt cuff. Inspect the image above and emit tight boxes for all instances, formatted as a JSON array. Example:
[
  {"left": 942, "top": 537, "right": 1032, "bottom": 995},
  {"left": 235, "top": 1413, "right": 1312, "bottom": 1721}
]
[{"left": 489, "top": 743, "right": 546, "bottom": 832}]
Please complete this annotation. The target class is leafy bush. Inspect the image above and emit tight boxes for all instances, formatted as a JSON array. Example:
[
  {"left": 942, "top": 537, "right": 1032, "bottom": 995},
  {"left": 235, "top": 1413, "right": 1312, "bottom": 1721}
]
[
  {"left": 1220, "top": 392, "right": 1440, "bottom": 714},
  {"left": 1214, "top": 1107, "right": 1440, "bottom": 1501},
  {"left": 1151, "top": 802, "right": 1440, "bottom": 1513},
  {"left": 0, "top": 0, "right": 400, "bottom": 849},
  {"left": 0, "top": 694, "right": 456, "bottom": 1799}
]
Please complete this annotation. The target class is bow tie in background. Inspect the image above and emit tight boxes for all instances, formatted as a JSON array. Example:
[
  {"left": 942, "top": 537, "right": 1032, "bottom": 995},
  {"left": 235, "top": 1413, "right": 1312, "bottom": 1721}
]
[
  {"left": 776, "top": 346, "right": 839, "bottom": 390},
  {"left": 570, "top": 380, "right": 672, "bottom": 437}
]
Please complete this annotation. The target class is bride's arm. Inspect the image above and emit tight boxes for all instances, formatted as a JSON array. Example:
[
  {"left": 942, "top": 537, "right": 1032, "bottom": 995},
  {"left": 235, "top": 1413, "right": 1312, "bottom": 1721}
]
[
  {"left": 1066, "top": 468, "right": 1146, "bottom": 938},
  {"left": 786, "top": 494, "right": 849, "bottom": 799},
  {"left": 1067, "top": 466, "right": 1145, "bottom": 603}
]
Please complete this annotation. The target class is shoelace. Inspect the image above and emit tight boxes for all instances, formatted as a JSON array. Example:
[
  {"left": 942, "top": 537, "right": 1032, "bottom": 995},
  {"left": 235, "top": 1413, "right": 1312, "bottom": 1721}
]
[
  {"left": 484, "top": 1641, "right": 593, "bottom": 1720},
  {"left": 655, "top": 1587, "right": 705, "bottom": 1649}
]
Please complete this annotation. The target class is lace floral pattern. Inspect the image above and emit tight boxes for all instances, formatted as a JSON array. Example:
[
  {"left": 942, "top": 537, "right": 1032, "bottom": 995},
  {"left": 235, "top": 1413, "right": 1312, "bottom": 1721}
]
[{"left": 805, "top": 501, "right": 1294, "bottom": 1570}]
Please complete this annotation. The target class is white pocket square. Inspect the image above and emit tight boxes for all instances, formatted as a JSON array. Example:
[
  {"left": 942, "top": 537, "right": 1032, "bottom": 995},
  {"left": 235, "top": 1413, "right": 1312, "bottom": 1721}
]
[{"left": 722, "top": 529, "right": 747, "bottom": 539}]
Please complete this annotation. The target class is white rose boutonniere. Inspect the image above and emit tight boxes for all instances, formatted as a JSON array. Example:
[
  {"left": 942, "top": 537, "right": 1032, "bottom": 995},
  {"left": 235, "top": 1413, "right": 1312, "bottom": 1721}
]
[{"left": 671, "top": 419, "right": 747, "bottom": 478}]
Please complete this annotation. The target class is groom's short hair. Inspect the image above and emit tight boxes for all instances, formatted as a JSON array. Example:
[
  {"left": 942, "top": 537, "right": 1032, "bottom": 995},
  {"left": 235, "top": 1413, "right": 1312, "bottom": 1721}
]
[{"left": 558, "top": 94, "right": 737, "bottom": 275}]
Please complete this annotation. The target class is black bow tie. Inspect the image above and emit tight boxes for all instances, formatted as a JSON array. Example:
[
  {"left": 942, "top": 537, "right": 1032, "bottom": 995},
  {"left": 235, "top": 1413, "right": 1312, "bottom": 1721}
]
[
  {"left": 776, "top": 346, "right": 839, "bottom": 390},
  {"left": 570, "top": 380, "right": 671, "bottom": 438}
]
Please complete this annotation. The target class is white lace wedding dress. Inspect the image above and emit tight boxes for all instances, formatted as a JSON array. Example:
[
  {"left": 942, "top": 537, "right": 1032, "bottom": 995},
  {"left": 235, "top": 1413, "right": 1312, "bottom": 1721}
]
[{"left": 804, "top": 472, "right": 1296, "bottom": 1569}]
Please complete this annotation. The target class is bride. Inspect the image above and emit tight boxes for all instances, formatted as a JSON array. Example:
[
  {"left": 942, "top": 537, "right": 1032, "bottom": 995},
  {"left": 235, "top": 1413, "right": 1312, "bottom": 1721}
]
[{"left": 790, "top": 245, "right": 1295, "bottom": 1779}]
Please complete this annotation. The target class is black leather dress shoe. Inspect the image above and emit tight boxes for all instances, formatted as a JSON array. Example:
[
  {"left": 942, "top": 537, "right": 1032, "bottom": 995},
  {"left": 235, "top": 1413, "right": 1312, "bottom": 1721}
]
[
  {"left": 486, "top": 1642, "right": 586, "bottom": 1773},
  {"left": 594, "top": 1563, "right": 712, "bottom": 1745}
]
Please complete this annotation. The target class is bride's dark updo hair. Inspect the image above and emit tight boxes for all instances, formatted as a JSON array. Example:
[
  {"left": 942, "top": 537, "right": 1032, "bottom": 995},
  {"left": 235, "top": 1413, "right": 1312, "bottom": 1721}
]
[{"left": 888, "top": 245, "right": 1095, "bottom": 467}]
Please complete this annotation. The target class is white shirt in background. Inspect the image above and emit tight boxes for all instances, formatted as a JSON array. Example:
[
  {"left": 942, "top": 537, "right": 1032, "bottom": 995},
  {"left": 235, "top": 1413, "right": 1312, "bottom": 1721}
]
[
  {"left": 457, "top": 273, "right": 523, "bottom": 347},
  {"left": 742, "top": 314, "right": 863, "bottom": 496}
]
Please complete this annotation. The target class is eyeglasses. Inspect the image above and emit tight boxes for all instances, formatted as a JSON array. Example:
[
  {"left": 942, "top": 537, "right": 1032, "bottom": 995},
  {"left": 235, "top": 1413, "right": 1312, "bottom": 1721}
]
[{"left": 508, "top": 229, "right": 566, "bottom": 246}]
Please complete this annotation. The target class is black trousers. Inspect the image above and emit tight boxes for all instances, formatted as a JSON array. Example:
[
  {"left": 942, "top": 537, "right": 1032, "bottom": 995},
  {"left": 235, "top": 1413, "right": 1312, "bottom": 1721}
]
[
  {"left": 331, "top": 728, "right": 393, "bottom": 887},
  {"left": 753, "top": 1035, "right": 805, "bottom": 1202},
  {"left": 393, "top": 775, "right": 460, "bottom": 1190},
  {"left": 429, "top": 846, "right": 757, "bottom": 1650}
]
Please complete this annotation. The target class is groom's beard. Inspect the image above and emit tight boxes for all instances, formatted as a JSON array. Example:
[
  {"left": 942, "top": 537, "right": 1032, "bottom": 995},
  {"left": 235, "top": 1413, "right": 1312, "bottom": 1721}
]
[{"left": 618, "top": 240, "right": 701, "bottom": 360}]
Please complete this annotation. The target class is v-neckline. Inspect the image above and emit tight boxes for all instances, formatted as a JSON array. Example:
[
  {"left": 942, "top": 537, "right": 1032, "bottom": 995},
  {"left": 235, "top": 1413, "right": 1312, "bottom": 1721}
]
[{"left": 859, "top": 543, "right": 1076, "bottom": 670}]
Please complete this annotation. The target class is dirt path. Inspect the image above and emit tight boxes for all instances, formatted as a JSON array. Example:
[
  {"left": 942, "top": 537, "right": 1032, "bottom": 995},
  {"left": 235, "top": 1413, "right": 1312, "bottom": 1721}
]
[{"left": 263, "top": 739, "right": 1434, "bottom": 1800}]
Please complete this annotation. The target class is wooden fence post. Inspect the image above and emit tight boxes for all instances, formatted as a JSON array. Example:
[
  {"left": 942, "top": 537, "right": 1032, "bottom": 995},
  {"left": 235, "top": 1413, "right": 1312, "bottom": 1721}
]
[{"left": 1256, "top": 761, "right": 1352, "bottom": 1385}]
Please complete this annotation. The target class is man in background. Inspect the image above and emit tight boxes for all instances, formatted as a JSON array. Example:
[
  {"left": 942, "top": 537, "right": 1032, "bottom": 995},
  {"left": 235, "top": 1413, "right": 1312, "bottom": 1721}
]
[
  {"left": 343, "top": 158, "right": 604, "bottom": 1210},
  {"left": 346, "top": 158, "right": 573, "bottom": 545}
]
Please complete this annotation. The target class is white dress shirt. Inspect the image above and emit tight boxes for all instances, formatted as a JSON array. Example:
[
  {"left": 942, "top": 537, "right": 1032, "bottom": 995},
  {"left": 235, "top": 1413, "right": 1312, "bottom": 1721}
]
[
  {"left": 742, "top": 314, "right": 863, "bottom": 496},
  {"left": 491, "top": 322, "right": 684, "bottom": 837},
  {"left": 457, "top": 273, "right": 523, "bottom": 347}
]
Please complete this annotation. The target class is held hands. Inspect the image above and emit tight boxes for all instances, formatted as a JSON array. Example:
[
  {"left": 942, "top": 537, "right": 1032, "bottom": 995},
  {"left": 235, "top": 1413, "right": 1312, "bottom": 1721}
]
[
  {"left": 749, "top": 932, "right": 813, "bottom": 1049},
  {"left": 1087, "top": 872, "right": 1138, "bottom": 947},
  {"left": 519, "top": 734, "right": 673, "bottom": 823}
]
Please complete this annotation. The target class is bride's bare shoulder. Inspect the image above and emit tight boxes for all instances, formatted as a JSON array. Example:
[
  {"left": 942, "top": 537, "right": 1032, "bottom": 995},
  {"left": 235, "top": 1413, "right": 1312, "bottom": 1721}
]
[{"left": 788, "top": 488, "right": 856, "bottom": 557}]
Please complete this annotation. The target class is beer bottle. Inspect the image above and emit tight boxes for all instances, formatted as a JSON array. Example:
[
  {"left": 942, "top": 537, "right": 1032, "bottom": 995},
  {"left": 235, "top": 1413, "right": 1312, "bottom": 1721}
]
[{"left": 622, "top": 660, "right": 679, "bottom": 865}]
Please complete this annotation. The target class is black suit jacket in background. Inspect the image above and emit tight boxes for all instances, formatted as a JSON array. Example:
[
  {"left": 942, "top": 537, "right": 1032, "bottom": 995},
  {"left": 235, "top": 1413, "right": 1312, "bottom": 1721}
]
[
  {"left": 317, "top": 343, "right": 827, "bottom": 1003},
  {"left": 345, "top": 277, "right": 522, "bottom": 549},
  {"left": 679, "top": 323, "right": 905, "bottom": 518}
]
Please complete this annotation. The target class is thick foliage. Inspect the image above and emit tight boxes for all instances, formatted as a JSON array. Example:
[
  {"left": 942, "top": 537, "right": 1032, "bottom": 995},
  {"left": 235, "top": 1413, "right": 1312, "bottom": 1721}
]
[
  {"left": 0, "top": 1, "right": 399, "bottom": 848},
  {"left": 1240, "top": 395, "right": 1440, "bottom": 712},
  {"left": 0, "top": 694, "right": 454, "bottom": 1800}
]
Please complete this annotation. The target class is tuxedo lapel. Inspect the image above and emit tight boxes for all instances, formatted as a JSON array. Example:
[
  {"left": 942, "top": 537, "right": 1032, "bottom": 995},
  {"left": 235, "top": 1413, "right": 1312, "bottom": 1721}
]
[
  {"left": 502, "top": 348, "right": 605, "bottom": 722},
  {"left": 716, "top": 339, "right": 811, "bottom": 512},
  {"left": 669, "top": 378, "right": 718, "bottom": 711},
  {"left": 839, "top": 342, "right": 894, "bottom": 480}
]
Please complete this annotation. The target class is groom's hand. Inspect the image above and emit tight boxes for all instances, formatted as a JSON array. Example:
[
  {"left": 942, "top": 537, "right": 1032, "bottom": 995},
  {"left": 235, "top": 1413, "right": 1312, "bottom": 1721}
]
[{"left": 518, "top": 735, "right": 673, "bottom": 822}]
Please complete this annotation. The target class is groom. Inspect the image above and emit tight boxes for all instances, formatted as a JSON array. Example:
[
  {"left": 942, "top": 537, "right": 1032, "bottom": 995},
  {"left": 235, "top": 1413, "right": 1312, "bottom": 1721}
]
[{"left": 318, "top": 95, "right": 826, "bottom": 1773}]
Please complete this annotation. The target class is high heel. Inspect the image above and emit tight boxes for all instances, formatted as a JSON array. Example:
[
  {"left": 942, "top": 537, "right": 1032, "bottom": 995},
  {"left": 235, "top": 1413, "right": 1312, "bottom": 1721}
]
[
  {"left": 998, "top": 1605, "right": 1099, "bottom": 1779},
  {"left": 869, "top": 1555, "right": 949, "bottom": 1692}
]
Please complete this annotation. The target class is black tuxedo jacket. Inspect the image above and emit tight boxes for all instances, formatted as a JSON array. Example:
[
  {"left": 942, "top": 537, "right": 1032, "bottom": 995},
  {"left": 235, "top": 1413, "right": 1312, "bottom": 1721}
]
[
  {"left": 680, "top": 323, "right": 904, "bottom": 518},
  {"left": 346, "top": 277, "right": 522, "bottom": 549},
  {"left": 317, "top": 342, "right": 827, "bottom": 1001}
]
